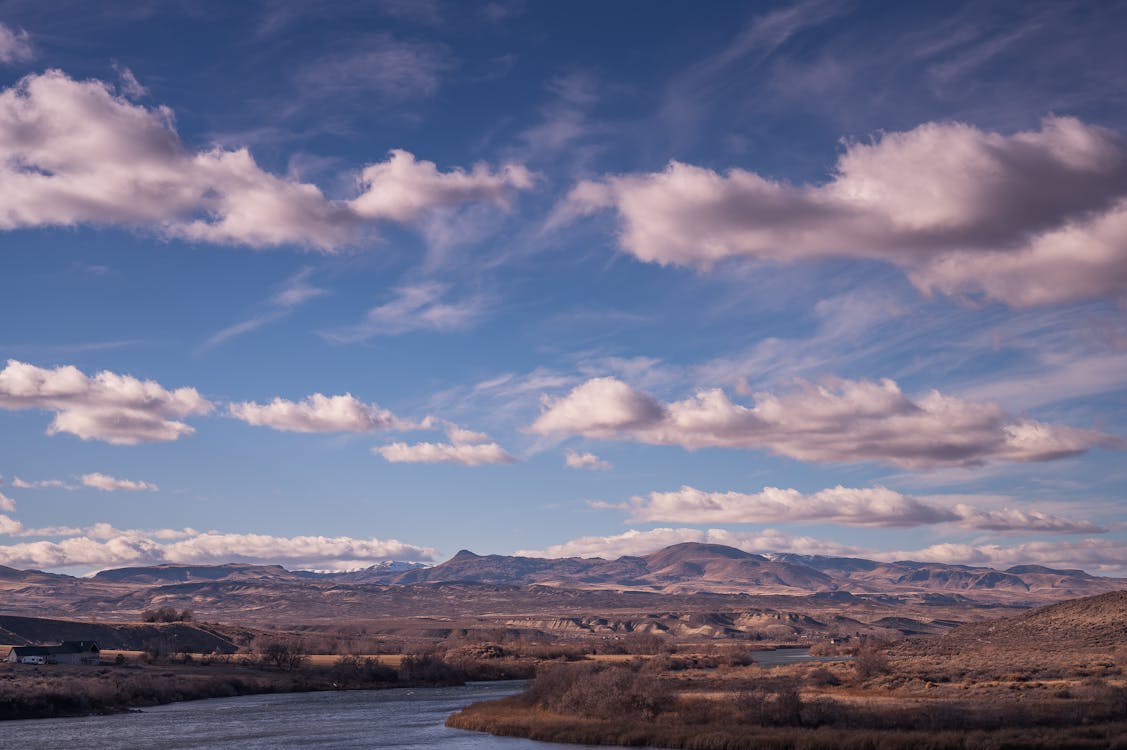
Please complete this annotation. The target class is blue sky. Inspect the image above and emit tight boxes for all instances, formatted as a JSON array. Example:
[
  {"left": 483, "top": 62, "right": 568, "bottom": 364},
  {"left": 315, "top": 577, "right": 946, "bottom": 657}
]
[{"left": 1, "top": 0, "right": 1126, "bottom": 575}]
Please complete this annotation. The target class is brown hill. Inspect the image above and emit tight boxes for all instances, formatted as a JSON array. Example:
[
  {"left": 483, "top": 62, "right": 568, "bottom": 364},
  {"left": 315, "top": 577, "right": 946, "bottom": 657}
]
[
  {"left": 911, "top": 590, "right": 1127, "bottom": 654},
  {"left": 0, "top": 614, "right": 247, "bottom": 653}
]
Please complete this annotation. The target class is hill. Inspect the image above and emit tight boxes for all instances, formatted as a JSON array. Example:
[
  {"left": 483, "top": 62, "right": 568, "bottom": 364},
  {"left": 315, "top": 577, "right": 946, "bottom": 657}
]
[{"left": 0, "top": 614, "right": 248, "bottom": 653}]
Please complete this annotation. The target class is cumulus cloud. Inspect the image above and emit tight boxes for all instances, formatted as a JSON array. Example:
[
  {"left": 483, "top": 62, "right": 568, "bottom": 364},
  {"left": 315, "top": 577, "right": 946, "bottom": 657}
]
[
  {"left": 0, "top": 359, "right": 213, "bottom": 444},
  {"left": 623, "top": 485, "right": 1102, "bottom": 533},
  {"left": 518, "top": 527, "right": 1127, "bottom": 575},
  {"left": 350, "top": 150, "right": 534, "bottom": 222},
  {"left": 0, "top": 23, "right": 34, "bottom": 64},
  {"left": 81, "top": 473, "right": 157, "bottom": 492},
  {"left": 0, "top": 71, "right": 533, "bottom": 250},
  {"left": 324, "top": 281, "right": 489, "bottom": 342},
  {"left": 565, "top": 449, "right": 612, "bottom": 471},
  {"left": 530, "top": 376, "right": 1117, "bottom": 468},
  {"left": 229, "top": 393, "right": 406, "bottom": 433},
  {"left": 0, "top": 524, "right": 436, "bottom": 571},
  {"left": 374, "top": 423, "right": 515, "bottom": 466},
  {"left": 553, "top": 116, "right": 1127, "bottom": 305},
  {"left": 0, "top": 491, "right": 14, "bottom": 512}
]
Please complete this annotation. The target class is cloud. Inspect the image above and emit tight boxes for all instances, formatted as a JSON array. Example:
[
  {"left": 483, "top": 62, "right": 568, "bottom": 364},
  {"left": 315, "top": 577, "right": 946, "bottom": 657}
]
[
  {"left": 0, "top": 23, "right": 34, "bottom": 64},
  {"left": 0, "top": 359, "right": 213, "bottom": 444},
  {"left": 565, "top": 450, "right": 612, "bottom": 471},
  {"left": 622, "top": 484, "right": 1101, "bottom": 533},
  {"left": 530, "top": 376, "right": 1118, "bottom": 468},
  {"left": 0, "top": 525, "right": 436, "bottom": 571},
  {"left": 374, "top": 423, "right": 515, "bottom": 466},
  {"left": 229, "top": 393, "right": 406, "bottom": 433},
  {"left": 204, "top": 268, "right": 328, "bottom": 348},
  {"left": 517, "top": 527, "right": 1127, "bottom": 575},
  {"left": 80, "top": 473, "right": 157, "bottom": 492},
  {"left": 349, "top": 149, "right": 534, "bottom": 222},
  {"left": 517, "top": 527, "right": 859, "bottom": 560},
  {"left": 324, "top": 281, "right": 488, "bottom": 341},
  {"left": 553, "top": 116, "right": 1127, "bottom": 306},
  {"left": 295, "top": 33, "right": 453, "bottom": 100},
  {"left": 0, "top": 71, "right": 533, "bottom": 250},
  {"left": 112, "top": 63, "right": 147, "bottom": 99},
  {"left": 10, "top": 477, "right": 72, "bottom": 490},
  {"left": 0, "top": 492, "right": 14, "bottom": 512}
]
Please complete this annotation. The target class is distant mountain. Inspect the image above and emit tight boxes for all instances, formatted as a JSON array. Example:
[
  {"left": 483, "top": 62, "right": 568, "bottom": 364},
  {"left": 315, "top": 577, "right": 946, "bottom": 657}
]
[
  {"left": 92, "top": 563, "right": 298, "bottom": 584},
  {"left": 769, "top": 552, "right": 1118, "bottom": 599},
  {"left": 1, "top": 544, "right": 1124, "bottom": 628},
  {"left": 369, "top": 542, "right": 829, "bottom": 594}
]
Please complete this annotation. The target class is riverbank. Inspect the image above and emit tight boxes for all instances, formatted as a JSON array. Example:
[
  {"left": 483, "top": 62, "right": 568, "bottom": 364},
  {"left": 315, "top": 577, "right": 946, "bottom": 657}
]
[
  {"left": 447, "top": 649, "right": 1127, "bottom": 750},
  {"left": 0, "top": 652, "right": 531, "bottom": 721}
]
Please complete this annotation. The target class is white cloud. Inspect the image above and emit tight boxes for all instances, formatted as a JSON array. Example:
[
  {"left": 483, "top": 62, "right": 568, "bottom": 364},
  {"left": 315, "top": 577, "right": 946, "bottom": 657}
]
[
  {"left": 622, "top": 484, "right": 1101, "bottom": 533},
  {"left": 0, "top": 491, "right": 14, "bottom": 512},
  {"left": 530, "top": 376, "right": 1118, "bottom": 468},
  {"left": 80, "top": 473, "right": 157, "bottom": 492},
  {"left": 11, "top": 477, "right": 72, "bottom": 490},
  {"left": 0, "top": 359, "right": 213, "bottom": 444},
  {"left": 324, "top": 281, "right": 489, "bottom": 342},
  {"left": 375, "top": 422, "right": 515, "bottom": 465},
  {"left": 554, "top": 116, "right": 1127, "bottom": 306},
  {"left": 517, "top": 527, "right": 860, "bottom": 560},
  {"left": 565, "top": 449, "right": 612, "bottom": 471},
  {"left": 112, "top": 63, "right": 147, "bottom": 99},
  {"left": 0, "top": 524, "right": 436, "bottom": 571},
  {"left": 229, "top": 393, "right": 405, "bottom": 433},
  {"left": 0, "top": 71, "right": 533, "bottom": 250},
  {"left": 901, "top": 538, "right": 1127, "bottom": 576},
  {"left": 375, "top": 440, "right": 516, "bottom": 466},
  {"left": 0, "top": 23, "right": 34, "bottom": 64},
  {"left": 517, "top": 528, "right": 1127, "bottom": 575},
  {"left": 349, "top": 150, "right": 534, "bottom": 222}
]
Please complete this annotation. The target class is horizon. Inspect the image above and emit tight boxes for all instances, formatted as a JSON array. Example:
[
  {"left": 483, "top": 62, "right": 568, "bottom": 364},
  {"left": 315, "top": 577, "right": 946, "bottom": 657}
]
[{"left": 2, "top": 2, "right": 1126, "bottom": 578}]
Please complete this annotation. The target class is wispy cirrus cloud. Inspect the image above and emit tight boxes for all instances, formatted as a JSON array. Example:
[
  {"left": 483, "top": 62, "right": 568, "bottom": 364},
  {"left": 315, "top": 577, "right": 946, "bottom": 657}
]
[
  {"left": 203, "top": 268, "right": 329, "bottom": 349},
  {"left": 324, "top": 281, "right": 490, "bottom": 341},
  {"left": 295, "top": 33, "right": 454, "bottom": 101},
  {"left": 530, "top": 376, "right": 1119, "bottom": 468},
  {"left": 0, "top": 71, "right": 533, "bottom": 250},
  {"left": 0, "top": 359, "right": 213, "bottom": 445},
  {"left": 0, "top": 23, "right": 34, "bottom": 64},
  {"left": 553, "top": 117, "right": 1127, "bottom": 306}
]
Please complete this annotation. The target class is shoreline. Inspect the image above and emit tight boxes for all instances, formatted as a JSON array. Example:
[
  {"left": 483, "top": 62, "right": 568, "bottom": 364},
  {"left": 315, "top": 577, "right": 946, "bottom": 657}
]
[{"left": 0, "top": 654, "right": 527, "bottom": 722}]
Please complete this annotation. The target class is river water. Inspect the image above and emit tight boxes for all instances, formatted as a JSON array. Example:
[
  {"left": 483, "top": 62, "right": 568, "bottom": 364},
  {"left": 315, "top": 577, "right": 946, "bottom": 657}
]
[
  {"left": 0, "top": 681, "right": 622, "bottom": 750},
  {"left": 0, "top": 651, "right": 848, "bottom": 748}
]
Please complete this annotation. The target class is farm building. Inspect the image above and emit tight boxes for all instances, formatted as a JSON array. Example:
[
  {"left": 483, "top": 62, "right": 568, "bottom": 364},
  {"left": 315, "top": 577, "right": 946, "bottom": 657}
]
[{"left": 5, "top": 641, "right": 100, "bottom": 665}]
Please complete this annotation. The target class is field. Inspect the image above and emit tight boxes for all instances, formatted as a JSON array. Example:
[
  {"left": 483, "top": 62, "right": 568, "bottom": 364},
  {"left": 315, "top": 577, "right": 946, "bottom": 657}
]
[{"left": 447, "top": 592, "right": 1127, "bottom": 749}]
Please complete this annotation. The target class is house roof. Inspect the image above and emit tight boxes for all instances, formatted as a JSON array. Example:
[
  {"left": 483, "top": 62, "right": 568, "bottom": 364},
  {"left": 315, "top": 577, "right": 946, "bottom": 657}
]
[{"left": 8, "top": 641, "right": 100, "bottom": 657}]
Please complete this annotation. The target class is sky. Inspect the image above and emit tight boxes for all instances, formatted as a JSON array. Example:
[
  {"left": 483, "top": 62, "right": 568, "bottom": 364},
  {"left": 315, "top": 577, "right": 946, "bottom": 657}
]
[{"left": 1, "top": 0, "right": 1126, "bottom": 576}]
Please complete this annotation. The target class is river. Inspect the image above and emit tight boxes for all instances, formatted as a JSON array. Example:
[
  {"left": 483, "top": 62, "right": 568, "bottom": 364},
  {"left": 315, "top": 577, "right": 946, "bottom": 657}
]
[
  {"left": 0, "top": 681, "right": 625, "bottom": 750},
  {"left": 0, "top": 651, "right": 848, "bottom": 748}
]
